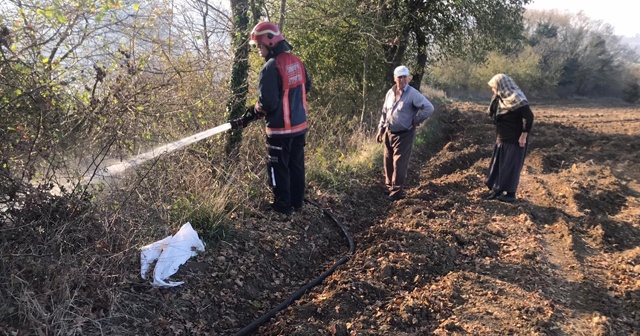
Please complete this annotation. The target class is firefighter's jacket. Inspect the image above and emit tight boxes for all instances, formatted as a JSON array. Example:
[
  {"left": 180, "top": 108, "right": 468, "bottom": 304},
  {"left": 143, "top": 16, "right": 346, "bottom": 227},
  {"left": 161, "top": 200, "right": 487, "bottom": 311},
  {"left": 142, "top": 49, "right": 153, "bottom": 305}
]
[{"left": 257, "top": 41, "right": 312, "bottom": 138}]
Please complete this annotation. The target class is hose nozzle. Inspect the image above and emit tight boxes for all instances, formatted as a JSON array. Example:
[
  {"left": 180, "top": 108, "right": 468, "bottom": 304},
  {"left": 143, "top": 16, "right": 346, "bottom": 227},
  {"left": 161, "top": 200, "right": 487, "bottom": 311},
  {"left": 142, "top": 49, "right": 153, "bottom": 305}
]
[{"left": 230, "top": 106, "right": 259, "bottom": 130}]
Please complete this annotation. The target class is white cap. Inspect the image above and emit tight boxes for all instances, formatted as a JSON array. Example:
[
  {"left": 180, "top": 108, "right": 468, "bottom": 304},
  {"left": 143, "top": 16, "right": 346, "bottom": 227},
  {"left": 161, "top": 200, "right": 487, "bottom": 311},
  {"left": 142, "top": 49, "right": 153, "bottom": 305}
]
[{"left": 394, "top": 65, "right": 410, "bottom": 78}]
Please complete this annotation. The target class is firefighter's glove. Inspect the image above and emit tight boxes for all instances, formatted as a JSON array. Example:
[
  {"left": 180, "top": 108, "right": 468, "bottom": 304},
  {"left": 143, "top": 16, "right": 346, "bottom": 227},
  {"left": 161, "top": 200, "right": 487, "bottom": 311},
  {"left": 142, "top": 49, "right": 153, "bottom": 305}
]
[
  {"left": 376, "top": 128, "right": 385, "bottom": 143},
  {"left": 230, "top": 117, "right": 244, "bottom": 130},
  {"left": 254, "top": 102, "right": 266, "bottom": 119},
  {"left": 243, "top": 106, "right": 258, "bottom": 127}
]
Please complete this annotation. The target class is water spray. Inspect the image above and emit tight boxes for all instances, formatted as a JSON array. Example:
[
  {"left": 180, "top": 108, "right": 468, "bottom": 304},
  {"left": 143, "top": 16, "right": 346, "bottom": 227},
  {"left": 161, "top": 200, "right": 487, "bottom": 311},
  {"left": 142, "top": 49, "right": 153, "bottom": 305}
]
[{"left": 85, "top": 107, "right": 259, "bottom": 181}]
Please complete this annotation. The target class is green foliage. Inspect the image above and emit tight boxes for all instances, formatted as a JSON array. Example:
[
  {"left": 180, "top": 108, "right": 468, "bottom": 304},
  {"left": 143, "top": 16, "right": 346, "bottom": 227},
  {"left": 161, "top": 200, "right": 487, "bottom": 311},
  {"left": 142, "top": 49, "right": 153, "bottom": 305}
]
[
  {"left": 307, "top": 143, "right": 382, "bottom": 193},
  {"left": 0, "top": 47, "right": 72, "bottom": 192},
  {"left": 283, "top": 0, "right": 389, "bottom": 117},
  {"left": 570, "top": 34, "right": 622, "bottom": 96},
  {"left": 431, "top": 46, "right": 547, "bottom": 97},
  {"left": 530, "top": 21, "right": 559, "bottom": 44},
  {"left": 525, "top": 10, "right": 636, "bottom": 98},
  {"left": 376, "top": 0, "right": 531, "bottom": 84},
  {"left": 413, "top": 111, "right": 446, "bottom": 158},
  {"left": 276, "top": 0, "right": 533, "bottom": 114},
  {"left": 479, "top": 48, "right": 546, "bottom": 92},
  {"left": 432, "top": 9, "right": 640, "bottom": 99},
  {"left": 305, "top": 106, "right": 382, "bottom": 191},
  {"left": 307, "top": 141, "right": 381, "bottom": 192}
]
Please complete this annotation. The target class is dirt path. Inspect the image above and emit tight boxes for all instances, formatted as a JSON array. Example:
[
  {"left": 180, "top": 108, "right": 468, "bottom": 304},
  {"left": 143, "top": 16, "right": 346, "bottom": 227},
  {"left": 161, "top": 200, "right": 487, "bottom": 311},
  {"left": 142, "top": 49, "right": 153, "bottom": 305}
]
[{"left": 256, "top": 101, "right": 640, "bottom": 335}]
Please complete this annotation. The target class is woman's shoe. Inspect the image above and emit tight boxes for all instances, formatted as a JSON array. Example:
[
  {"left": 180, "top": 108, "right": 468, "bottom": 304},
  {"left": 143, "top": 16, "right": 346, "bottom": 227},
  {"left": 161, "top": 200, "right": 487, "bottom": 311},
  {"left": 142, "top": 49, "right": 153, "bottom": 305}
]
[
  {"left": 486, "top": 191, "right": 502, "bottom": 200},
  {"left": 497, "top": 194, "right": 516, "bottom": 203}
]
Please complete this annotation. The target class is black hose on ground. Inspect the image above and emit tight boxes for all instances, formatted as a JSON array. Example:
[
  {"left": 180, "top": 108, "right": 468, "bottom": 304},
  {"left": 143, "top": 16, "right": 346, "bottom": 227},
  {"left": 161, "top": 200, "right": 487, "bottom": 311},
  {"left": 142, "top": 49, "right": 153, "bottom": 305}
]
[{"left": 234, "top": 197, "right": 355, "bottom": 336}]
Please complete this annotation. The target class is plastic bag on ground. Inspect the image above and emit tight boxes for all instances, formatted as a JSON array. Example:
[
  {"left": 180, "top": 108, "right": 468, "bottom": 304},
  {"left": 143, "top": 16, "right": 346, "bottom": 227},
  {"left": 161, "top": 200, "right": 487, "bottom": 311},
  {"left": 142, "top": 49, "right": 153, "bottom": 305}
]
[{"left": 140, "top": 222, "right": 205, "bottom": 287}]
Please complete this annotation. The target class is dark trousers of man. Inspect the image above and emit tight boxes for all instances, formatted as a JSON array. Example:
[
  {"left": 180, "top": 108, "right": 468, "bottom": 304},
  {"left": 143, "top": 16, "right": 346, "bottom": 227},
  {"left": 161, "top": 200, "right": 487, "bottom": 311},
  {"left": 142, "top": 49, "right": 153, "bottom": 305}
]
[
  {"left": 266, "top": 134, "right": 306, "bottom": 214},
  {"left": 384, "top": 128, "right": 416, "bottom": 198},
  {"left": 484, "top": 142, "right": 527, "bottom": 194}
]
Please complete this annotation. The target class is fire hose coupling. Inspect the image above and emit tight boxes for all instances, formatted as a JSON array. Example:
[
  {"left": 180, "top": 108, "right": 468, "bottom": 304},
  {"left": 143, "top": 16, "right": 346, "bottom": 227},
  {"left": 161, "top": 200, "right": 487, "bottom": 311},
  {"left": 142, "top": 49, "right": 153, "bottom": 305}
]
[{"left": 230, "top": 106, "right": 260, "bottom": 130}]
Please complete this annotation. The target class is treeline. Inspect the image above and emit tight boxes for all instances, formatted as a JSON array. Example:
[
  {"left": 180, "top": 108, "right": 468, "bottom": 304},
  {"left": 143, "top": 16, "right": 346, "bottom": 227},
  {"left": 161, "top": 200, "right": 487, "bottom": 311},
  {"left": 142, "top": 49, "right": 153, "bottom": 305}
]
[{"left": 431, "top": 10, "right": 640, "bottom": 101}]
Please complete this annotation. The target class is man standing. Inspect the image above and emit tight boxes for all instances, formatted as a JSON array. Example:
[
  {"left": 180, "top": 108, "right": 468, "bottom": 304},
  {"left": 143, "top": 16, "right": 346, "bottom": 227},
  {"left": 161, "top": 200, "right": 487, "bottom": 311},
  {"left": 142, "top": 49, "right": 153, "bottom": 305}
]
[
  {"left": 250, "top": 22, "right": 312, "bottom": 215},
  {"left": 376, "top": 65, "right": 434, "bottom": 201}
]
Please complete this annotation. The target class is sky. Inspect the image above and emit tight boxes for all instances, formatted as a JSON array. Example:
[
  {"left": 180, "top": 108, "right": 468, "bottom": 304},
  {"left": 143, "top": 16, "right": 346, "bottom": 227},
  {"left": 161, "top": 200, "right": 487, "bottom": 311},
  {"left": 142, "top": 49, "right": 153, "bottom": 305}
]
[{"left": 525, "top": 0, "right": 640, "bottom": 37}]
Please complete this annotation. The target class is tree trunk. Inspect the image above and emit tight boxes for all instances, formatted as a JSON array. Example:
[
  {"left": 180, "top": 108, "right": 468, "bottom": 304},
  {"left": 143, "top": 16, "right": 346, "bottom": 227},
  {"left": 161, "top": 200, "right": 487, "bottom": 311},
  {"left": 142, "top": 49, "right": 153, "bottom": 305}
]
[
  {"left": 249, "top": 0, "right": 263, "bottom": 26},
  {"left": 278, "top": 0, "right": 287, "bottom": 30},
  {"left": 225, "top": 0, "right": 250, "bottom": 156},
  {"left": 383, "top": 28, "right": 410, "bottom": 83},
  {"left": 410, "top": 26, "right": 427, "bottom": 91}
]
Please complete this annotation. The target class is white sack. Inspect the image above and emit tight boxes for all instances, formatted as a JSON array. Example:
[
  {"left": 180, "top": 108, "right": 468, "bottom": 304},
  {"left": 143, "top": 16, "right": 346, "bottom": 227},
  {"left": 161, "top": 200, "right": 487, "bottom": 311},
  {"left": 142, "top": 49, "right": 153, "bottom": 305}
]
[
  {"left": 139, "top": 222, "right": 205, "bottom": 287},
  {"left": 140, "top": 236, "right": 172, "bottom": 279}
]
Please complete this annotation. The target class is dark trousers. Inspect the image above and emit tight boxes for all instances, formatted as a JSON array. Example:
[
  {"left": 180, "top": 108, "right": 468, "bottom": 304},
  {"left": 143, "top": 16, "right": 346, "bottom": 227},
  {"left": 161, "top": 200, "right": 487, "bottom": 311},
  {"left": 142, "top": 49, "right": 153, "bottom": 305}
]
[
  {"left": 383, "top": 128, "right": 416, "bottom": 197},
  {"left": 485, "top": 142, "right": 527, "bottom": 194},
  {"left": 266, "top": 134, "right": 306, "bottom": 211}
]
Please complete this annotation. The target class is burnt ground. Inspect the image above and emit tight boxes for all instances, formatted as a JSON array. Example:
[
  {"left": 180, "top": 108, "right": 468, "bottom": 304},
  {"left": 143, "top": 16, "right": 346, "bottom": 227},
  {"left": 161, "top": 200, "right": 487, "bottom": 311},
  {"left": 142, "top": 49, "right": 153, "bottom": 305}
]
[{"left": 46, "top": 100, "right": 639, "bottom": 335}]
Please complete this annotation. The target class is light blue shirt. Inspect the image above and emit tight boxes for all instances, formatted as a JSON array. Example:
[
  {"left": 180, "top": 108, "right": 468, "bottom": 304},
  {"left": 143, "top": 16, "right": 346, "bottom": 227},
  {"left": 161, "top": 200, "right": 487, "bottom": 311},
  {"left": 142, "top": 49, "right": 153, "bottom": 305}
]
[{"left": 378, "top": 85, "right": 434, "bottom": 133}]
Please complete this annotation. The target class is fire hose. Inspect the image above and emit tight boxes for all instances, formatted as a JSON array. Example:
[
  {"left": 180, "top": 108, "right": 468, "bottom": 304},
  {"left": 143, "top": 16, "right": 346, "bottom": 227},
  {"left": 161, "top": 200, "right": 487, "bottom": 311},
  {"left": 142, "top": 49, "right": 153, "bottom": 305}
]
[{"left": 234, "top": 198, "right": 355, "bottom": 336}]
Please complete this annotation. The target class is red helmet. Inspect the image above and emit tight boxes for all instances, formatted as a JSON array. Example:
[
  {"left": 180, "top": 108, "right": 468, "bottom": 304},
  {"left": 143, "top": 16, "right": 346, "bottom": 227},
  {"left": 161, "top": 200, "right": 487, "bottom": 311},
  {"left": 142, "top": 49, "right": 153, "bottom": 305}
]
[{"left": 249, "top": 22, "right": 284, "bottom": 48}]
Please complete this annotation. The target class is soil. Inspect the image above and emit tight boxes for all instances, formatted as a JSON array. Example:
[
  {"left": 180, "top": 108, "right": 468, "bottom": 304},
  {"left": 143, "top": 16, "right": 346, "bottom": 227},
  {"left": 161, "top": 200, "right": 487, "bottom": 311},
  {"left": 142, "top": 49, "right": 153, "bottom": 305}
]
[{"left": 89, "top": 101, "right": 640, "bottom": 335}]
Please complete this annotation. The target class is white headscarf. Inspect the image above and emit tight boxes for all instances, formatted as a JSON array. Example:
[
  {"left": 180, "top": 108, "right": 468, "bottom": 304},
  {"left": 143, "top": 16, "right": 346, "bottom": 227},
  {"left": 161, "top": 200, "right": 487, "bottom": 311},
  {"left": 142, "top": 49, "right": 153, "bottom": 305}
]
[{"left": 488, "top": 74, "right": 528, "bottom": 111}]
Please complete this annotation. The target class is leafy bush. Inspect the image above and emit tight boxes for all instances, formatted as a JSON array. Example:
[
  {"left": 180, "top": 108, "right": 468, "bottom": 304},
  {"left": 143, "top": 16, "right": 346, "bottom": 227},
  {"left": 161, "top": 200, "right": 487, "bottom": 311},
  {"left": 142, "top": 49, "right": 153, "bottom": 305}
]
[{"left": 432, "top": 47, "right": 550, "bottom": 98}]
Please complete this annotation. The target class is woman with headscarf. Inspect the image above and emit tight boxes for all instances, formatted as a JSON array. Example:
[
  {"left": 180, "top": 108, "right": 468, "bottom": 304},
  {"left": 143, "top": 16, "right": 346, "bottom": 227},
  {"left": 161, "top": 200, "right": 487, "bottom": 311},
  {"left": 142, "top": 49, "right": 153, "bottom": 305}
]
[{"left": 485, "top": 74, "right": 534, "bottom": 203}]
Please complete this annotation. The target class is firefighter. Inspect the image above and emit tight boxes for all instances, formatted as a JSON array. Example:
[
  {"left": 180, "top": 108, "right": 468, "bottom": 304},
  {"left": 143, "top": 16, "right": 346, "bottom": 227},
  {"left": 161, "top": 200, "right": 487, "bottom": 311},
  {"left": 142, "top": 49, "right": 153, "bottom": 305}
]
[{"left": 250, "top": 22, "right": 312, "bottom": 215}]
